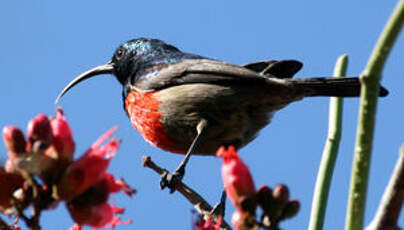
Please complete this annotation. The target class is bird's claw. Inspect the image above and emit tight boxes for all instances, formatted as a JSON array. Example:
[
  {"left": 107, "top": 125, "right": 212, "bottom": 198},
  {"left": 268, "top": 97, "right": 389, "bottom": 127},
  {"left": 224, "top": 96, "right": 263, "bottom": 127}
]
[{"left": 160, "top": 169, "right": 184, "bottom": 193}]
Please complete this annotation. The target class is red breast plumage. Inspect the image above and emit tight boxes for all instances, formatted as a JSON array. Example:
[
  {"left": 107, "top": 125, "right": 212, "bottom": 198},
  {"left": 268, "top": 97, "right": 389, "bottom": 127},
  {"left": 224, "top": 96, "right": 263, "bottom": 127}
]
[{"left": 124, "top": 90, "right": 182, "bottom": 154}]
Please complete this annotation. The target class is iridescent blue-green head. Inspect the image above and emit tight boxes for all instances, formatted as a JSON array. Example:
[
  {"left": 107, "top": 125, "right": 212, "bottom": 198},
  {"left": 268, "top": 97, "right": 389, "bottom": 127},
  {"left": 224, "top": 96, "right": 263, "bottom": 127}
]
[{"left": 55, "top": 38, "right": 183, "bottom": 103}]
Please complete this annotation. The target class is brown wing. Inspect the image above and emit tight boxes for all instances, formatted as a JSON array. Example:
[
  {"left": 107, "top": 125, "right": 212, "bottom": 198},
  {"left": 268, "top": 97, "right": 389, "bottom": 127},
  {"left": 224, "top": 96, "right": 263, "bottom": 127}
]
[
  {"left": 243, "top": 60, "right": 303, "bottom": 78},
  {"left": 132, "top": 59, "right": 283, "bottom": 91}
]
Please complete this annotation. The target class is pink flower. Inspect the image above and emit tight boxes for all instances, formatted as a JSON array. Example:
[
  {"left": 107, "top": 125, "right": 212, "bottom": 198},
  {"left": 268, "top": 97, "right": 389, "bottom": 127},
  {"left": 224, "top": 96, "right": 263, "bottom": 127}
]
[
  {"left": 68, "top": 202, "right": 132, "bottom": 229},
  {"left": 217, "top": 146, "right": 255, "bottom": 210},
  {"left": 3, "top": 109, "right": 76, "bottom": 184},
  {"left": 2, "top": 109, "right": 134, "bottom": 229},
  {"left": 99, "top": 173, "right": 136, "bottom": 197},
  {"left": 50, "top": 108, "right": 75, "bottom": 161},
  {"left": 57, "top": 127, "right": 120, "bottom": 200},
  {"left": 65, "top": 172, "right": 135, "bottom": 229}
]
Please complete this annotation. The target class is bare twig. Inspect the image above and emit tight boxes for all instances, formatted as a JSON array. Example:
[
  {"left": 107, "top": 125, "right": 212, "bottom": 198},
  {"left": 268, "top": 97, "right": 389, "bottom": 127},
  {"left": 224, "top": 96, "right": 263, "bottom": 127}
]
[
  {"left": 31, "top": 176, "right": 43, "bottom": 230},
  {"left": 10, "top": 174, "right": 43, "bottom": 230},
  {"left": 0, "top": 216, "right": 13, "bottom": 230},
  {"left": 366, "top": 145, "right": 404, "bottom": 230},
  {"left": 142, "top": 156, "right": 232, "bottom": 230},
  {"left": 11, "top": 196, "right": 31, "bottom": 226}
]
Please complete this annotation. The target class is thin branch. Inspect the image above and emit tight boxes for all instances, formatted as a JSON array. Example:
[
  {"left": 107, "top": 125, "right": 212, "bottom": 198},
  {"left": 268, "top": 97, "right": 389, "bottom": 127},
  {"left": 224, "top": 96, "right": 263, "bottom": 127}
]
[
  {"left": 0, "top": 216, "right": 13, "bottom": 230},
  {"left": 309, "top": 54, "right": 348, "bottom": 230},
  {"left": 10, "top": 175, "right": 42, "bottom": 230},
  {"left": 11, "top": 196, "right": 31, "bottom": 227},
  {"left": 142, "top": 156, "right": 232, "bottom": 230},
  {"left": 366, "top": 145, "right": 404, "bottom": 230},
  {"left": 30, "top": 181, "right": 42, "bottom": 230},
  {"left": 345, "top": 1, "right": 404, "bottom": 229}
]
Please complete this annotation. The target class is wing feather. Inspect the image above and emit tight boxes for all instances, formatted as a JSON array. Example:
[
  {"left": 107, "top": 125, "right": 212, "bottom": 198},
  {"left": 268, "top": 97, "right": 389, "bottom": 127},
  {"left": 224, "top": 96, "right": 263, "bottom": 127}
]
[{"left": 133, "top": 59, "right": 278, "bottom": 91}]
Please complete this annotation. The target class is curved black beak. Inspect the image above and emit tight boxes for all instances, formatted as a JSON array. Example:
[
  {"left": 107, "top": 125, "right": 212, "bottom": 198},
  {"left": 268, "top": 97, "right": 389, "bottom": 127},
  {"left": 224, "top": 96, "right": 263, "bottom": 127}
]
[{"left": 55, "top": 62, "right": 114, "bottom": 103}]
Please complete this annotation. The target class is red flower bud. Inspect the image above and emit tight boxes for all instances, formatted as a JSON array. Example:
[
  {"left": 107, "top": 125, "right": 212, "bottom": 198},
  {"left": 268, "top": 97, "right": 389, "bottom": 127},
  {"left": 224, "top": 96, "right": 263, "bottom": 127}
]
[
  {"left": 58, "top": 127, "right": 120, "bottom": 200},
  {"left": 265, "top": 184, "right": 292, "bottom": 221},
  {"left": 256, "top": 185, "right": 273, "bottom": 213},
  {"left": 273, "top": 184, "right": 289, "bottom": 202},
  {"left": 3, "top": 126, "right": 26, "bottom": 154},
  {"left": 3, "top": 126, "right": 27, "bottom": 174},
  {"left": 50, "top": 108, "right": 75, "bottom": 161},
  {"left": 280, "top": 200, "right": 300, "bottom": 220},
  {"left": 27, "top": 114, "right": 53, "bottom": 150},
  {"left": 217, "top": 146, "right": 255, "bottom": 210}
]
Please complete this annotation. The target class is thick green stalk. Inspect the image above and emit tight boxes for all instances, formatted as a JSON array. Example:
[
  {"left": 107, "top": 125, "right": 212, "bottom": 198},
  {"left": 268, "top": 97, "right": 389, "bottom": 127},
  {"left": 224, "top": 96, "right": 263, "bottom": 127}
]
[
  {"left": 308, "top": 54, "right": 348, "bottom": 230},
  {"left": 345, "top": 1, "right": 404, "bottom": 230}
]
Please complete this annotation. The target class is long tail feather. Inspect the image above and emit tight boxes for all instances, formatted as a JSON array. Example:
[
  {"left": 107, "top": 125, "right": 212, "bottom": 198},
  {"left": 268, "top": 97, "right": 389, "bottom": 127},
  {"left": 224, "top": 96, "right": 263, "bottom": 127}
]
[{"left": 288, "top": 77, "right": 388, "bottom": 97}]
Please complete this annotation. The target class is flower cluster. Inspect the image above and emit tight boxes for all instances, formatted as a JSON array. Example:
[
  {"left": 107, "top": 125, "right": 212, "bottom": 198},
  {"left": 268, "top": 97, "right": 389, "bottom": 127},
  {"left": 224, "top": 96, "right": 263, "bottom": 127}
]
[
  {"left": 217, "top": 146, "right": 299, "bottom": 230},
  {"left": 256, "top": 185, "right": 300, "bottom": 228},
  {"left": 1, "top": 108, "right": 135, "bottom": 229}
]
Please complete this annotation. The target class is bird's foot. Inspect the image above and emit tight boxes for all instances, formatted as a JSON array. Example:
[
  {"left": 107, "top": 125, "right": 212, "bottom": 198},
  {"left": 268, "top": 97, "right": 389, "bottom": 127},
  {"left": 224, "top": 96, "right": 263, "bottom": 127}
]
[
  {"left": 160, "top": 165, "right": 185, "bottom": 193},
  {"left": 160, "top": 119, "right": 208, "bottom": 194}
]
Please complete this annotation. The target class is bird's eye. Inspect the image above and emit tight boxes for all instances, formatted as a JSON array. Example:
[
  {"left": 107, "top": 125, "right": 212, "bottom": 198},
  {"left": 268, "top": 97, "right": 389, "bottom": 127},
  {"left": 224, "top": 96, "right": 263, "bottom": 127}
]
[{"left": 115, "top": 48, "right": 124, "bottom": 60}]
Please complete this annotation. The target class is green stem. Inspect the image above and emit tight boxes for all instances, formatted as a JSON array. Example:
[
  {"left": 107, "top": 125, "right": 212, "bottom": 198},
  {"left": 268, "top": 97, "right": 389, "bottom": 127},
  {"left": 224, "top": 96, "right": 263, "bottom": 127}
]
[
  {"left": 308, "top": 54, "right": 348, "bottom": 230},
  {"left": 345, "top": 1, "right": 404, "bottom": 230}
]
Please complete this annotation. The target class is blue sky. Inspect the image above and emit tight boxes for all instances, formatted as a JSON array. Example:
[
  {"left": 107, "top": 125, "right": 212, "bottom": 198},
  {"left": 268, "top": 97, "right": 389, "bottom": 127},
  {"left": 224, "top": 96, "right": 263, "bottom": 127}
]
[{"left": 1, "top": 1, "right": 403, "bottom": 229}]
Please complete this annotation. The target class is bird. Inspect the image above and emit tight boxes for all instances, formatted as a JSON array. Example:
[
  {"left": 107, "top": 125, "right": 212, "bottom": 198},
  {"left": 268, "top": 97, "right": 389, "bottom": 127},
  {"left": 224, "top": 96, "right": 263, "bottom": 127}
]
[{"left": 56, "top": 37, "right": 388, "bottom": 191}]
